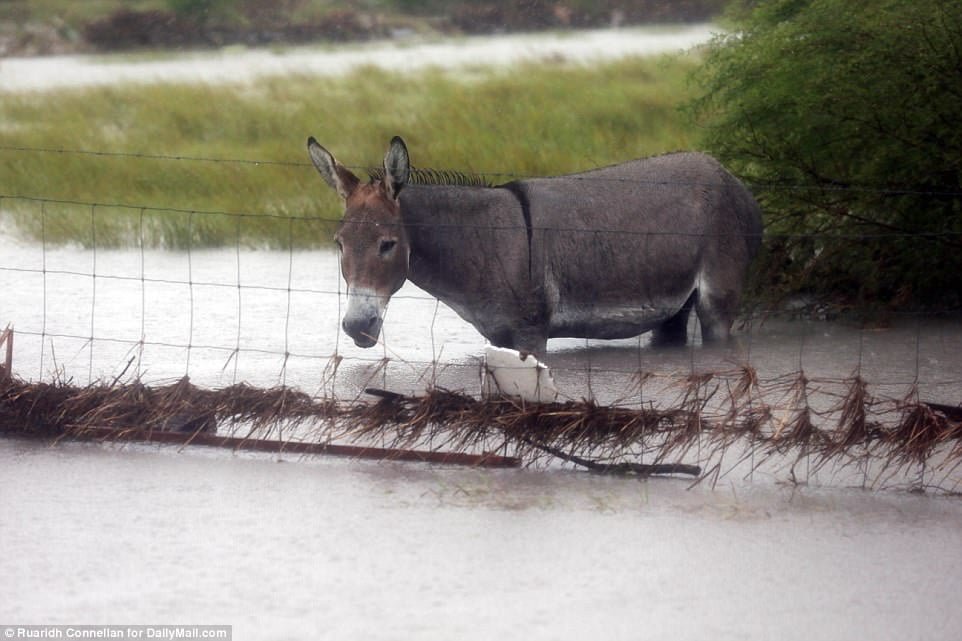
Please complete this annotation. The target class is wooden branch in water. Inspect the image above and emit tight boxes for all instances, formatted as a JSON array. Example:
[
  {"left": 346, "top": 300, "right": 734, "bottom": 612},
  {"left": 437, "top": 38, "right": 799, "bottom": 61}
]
[
  {"left": 521, "top": 436, "right": 701, "bottom": 477},
  {"left": 924, "top": 401, "right": 962, "bottom": 422},
  {"left": 66, "top": 425, "right": 522, "bottom": 468},
  {"left": 367, "top": 387, "right": 702, "bottom": 475}
]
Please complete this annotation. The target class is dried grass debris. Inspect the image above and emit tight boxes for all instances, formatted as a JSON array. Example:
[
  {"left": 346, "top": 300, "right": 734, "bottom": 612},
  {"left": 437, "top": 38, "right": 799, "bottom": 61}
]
[{"left": 1, "top": 368, "right": 960, "bottom": 488}]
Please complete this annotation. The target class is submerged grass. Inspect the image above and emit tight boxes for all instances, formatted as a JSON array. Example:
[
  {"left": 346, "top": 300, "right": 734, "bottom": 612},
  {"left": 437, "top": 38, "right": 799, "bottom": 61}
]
[{"left": 0, "top": 54, "right": 698, "bottom": 248}]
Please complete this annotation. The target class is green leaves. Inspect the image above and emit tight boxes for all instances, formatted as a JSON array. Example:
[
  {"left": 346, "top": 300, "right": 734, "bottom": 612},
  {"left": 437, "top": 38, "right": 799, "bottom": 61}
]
[{"left": 690, "top": 0, "right": 962, "bottom": 309}]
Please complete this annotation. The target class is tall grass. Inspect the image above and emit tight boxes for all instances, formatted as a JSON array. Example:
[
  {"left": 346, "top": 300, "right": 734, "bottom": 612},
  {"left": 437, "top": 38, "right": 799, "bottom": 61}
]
[{"left": 0, "top": 54, "right": 698, "bottom": 248}]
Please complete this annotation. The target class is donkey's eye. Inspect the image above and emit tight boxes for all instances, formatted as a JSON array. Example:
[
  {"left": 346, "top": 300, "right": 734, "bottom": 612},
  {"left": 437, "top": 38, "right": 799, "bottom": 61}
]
[
  {"left": 334, "top": 238, "right": 343, "bottom": 252},
  {"left": 379, "top": 239, "right": 397, "bottom": 256}
]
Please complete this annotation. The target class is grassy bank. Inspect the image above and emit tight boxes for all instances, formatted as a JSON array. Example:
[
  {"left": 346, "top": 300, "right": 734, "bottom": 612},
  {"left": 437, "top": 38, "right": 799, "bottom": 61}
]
[{"left": 0, "top": 54, "right": 698, "bottom": 248}]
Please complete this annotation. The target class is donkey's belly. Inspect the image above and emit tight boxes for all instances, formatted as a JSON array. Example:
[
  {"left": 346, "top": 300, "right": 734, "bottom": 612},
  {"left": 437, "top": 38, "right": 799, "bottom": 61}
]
[{"left": 547, "top": 300, "right": 680, "bottom": 340}]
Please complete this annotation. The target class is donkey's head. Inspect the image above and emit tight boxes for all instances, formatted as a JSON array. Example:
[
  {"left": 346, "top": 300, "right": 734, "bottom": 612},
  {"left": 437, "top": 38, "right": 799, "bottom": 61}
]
[{"left": 308, "top": 136, "right": 411, "bottom": 348}]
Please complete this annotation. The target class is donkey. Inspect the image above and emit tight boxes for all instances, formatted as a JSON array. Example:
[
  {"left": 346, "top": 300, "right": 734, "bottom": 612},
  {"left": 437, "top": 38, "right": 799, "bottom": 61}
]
[{"left": 308, "top": 136, "right": 762, "bottom": 356}]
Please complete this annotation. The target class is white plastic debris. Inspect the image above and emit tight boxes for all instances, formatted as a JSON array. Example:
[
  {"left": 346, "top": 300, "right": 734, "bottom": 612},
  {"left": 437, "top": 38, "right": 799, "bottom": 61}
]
[{"left": 481, "top": 346, "right": 559, "bottom": 404}]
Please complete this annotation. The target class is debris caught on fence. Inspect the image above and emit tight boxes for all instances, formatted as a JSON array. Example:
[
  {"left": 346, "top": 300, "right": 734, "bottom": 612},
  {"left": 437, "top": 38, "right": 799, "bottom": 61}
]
[
  {"left": 1, "top": 361, "right": 960, "bottom": 488},
  {"left": 0, "top": 375, "right": 520, "bottom": 468}
]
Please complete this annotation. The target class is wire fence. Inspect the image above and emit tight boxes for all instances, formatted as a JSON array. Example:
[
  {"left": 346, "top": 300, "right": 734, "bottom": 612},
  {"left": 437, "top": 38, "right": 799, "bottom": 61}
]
[{"left": 1, "top": 144, "right": 960, "bottom": 491}]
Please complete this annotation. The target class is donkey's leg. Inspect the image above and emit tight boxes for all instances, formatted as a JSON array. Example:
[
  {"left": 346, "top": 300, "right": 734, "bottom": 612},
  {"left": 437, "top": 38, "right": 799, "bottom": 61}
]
[
  {"left": 651, "top": 290, "right": 697, "bottom": 346},
  {"left": 487, "top": 327, "right": 548, "bottom": 358},
  {"left": 513, "top": 330, "right": 548, "bottom": 359},
  {"left": 694, "top": 285, "right": 738, "bottom": 343}
]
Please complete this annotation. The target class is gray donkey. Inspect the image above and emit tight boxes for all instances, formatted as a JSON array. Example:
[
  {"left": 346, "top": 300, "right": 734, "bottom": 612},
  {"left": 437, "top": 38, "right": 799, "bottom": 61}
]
[{"left": 308, "top": 136, "right": 762, "bottom": 355}]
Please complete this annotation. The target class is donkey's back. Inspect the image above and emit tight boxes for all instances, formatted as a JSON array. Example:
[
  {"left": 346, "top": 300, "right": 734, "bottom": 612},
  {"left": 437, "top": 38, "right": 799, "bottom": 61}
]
[{"left": 513, "top": 152, "right": 762, "bottom": 347}]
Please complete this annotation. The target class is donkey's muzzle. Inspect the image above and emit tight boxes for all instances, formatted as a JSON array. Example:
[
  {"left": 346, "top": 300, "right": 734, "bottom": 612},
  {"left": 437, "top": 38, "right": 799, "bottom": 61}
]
[{"left": 342, "top": 315, "right": 381, "bottom": 348}]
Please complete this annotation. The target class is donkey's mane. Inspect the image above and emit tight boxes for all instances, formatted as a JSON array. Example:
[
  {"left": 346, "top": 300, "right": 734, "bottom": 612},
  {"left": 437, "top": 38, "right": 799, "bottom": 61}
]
[{"left": 367, "top": 166, "right": 492, "bottom": 188}]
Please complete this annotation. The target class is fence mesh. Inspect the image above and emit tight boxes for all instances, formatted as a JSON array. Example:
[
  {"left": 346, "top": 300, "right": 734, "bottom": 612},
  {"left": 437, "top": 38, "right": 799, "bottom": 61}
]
[{"left": 1, "top": 145, "right": 960, "bottom": 492}]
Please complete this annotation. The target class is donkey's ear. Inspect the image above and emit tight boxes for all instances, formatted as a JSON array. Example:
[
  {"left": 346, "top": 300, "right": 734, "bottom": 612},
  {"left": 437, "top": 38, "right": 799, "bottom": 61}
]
[
  {"left": 382, "top": 136, "right": 410, "bottom": 200},
  {"left": 307, "top": 137, "right": 359, "bottom": 200}
]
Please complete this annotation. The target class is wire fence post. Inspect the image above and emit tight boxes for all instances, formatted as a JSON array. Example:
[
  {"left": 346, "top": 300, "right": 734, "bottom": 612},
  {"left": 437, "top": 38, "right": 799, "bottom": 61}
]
[{"left": 0, "top": 325, "right": 12, "bottom": 382}]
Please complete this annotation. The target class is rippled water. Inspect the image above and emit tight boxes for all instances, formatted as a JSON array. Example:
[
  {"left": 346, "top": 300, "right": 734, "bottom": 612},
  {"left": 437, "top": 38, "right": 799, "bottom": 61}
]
[{"left": 2, "top": 437, "right": 961, "bottom": 640}]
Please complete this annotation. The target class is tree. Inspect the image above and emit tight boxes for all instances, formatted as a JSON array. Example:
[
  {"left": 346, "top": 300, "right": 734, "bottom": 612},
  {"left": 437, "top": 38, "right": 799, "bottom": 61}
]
[{"left": 689, "top": 0, "right": 962, "bottom": 311}]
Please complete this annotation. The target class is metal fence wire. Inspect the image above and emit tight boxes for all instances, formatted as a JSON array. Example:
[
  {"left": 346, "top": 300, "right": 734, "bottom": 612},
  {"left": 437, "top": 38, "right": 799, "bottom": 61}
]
[{"left": 1, "top": 145, "right": 960, "bottom": 492}]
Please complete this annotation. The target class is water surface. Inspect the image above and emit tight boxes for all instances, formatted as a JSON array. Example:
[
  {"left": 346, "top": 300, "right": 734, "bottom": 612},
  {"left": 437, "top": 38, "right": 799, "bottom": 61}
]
[
  {"left": 2, "top": 437, "right": 961, "bottom": 641},
  {"left": 0, "top": 25, "right": 716, "bottom": 92},
  {"left": 2, "top": 242, "right": 962, "bottom": 640},
  {"left": 4, "top": 26, "right": 960, "bottom": 639}
]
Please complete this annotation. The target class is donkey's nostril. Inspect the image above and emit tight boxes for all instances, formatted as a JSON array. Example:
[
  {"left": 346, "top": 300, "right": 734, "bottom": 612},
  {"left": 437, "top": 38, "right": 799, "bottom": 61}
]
[{"left": 343, "top": 315, "right": 380, "bottom": 342}]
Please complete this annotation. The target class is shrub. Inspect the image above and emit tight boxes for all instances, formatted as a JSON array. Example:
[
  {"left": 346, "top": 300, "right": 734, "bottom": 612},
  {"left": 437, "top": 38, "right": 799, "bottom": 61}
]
[
  {"left": 166, "top": 0, "right": 231, "bottom": 25},
  {"left": 689, "top": 0, "right": 962, "bottom": 310},
  {"left": 83, "top": 10, "right": 202, "bottom": 49}
]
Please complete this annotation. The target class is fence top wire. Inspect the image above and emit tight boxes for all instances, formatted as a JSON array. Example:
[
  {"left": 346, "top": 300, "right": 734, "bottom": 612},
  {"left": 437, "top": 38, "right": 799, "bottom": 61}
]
[
  {"left": 4, "top": 144, "right": 962, "bottom": 198},
  {"left": 3, "top": 193, "right": 960, "bottom": 242}
]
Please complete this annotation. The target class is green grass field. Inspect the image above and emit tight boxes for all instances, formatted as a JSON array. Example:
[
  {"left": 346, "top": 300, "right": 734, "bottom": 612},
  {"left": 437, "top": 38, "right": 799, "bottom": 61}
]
[{"left": 0, "top": 54, "right": 698, "bottom": 248}]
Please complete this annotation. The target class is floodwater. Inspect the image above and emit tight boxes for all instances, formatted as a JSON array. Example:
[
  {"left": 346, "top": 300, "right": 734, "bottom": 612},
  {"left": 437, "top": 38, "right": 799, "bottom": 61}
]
[
  {"left": 2, "top": 27, "right": 962, "bottom": 638},
  {"left": 0, "top": 24, "right": 716, "bottom": 92},
  {"left": 2, "top": 240, "right": 962, "bottom": 639},
  {"left": 1, "top": 241, "right": 959, "bottom": 405},
  {"left": 3, "top": 439, "right": 962, "bottom": 641}
]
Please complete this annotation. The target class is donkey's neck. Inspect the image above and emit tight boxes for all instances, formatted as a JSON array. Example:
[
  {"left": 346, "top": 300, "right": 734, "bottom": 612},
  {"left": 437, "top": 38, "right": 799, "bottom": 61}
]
[{"left": 398, "top": 183, "right": 529, "bottom": 309}]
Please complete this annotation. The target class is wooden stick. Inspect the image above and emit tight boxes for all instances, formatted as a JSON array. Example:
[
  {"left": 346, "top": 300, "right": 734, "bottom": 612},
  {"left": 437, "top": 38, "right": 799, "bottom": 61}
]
[
  {"left": 0, "top": 325, "right": 11, "bottom": 382},
  {"left": 521, "top": 436, "right": 701, "bottom": 477},
  {"left": 64, "top": 425, "right": 522, "bottom": 468},
  {"left": 924, "top": 401, "right": 962, "bottom": 422}
]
